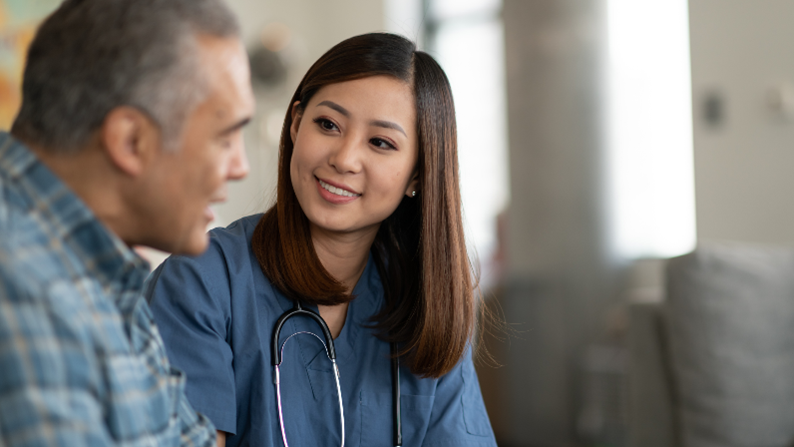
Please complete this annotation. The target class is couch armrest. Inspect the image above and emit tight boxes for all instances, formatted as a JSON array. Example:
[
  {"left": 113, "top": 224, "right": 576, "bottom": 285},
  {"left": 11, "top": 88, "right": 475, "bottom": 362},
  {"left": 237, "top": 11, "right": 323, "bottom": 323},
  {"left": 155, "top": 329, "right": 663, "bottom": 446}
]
[{"left": 628, "top": 301, "right": 677, "bottom": 447}]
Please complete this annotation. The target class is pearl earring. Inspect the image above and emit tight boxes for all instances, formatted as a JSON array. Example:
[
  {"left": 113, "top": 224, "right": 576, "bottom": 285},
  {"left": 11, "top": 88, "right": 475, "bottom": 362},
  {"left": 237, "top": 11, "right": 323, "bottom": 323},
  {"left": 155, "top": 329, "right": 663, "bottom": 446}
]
[{"left": 412, "top": 191, "right": 416, "bottom": 197}]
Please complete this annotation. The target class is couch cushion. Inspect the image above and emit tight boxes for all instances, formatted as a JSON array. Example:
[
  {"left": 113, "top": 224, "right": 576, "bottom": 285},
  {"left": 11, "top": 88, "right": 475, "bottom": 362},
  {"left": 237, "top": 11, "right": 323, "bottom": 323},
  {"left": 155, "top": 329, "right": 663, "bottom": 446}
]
[{"left": 666, "top": 242, "right": 794, "bottom": 447}]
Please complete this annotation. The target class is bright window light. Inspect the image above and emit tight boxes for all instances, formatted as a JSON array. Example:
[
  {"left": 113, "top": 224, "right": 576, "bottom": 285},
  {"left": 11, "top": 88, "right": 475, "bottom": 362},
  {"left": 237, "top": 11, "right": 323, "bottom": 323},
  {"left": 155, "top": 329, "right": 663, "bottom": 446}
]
[
  {"left": 430, "top": 0, "right": 500, "bottom": 21},
  {"left": 384, "top": 0, "right": 424, "bottom": 43},
  {"left": 605, "top": 0, "right": 696, "bottom": 259},
  {"left": 385, "top": 0, "right": 508, "bottom": 285},
  {"left": 434, "top": 18, "right": 509, "bottom": 284}
]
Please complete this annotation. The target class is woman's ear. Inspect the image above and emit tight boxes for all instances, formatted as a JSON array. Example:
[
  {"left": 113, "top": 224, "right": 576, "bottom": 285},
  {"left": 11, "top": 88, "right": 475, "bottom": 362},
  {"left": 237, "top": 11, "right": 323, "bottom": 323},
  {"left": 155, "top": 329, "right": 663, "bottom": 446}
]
[
  {"left": 289, "top": 101, "right": 302, "bottom": 144},
  {"left": 405, "top": 170, "right": 420, "bottom": 198}
]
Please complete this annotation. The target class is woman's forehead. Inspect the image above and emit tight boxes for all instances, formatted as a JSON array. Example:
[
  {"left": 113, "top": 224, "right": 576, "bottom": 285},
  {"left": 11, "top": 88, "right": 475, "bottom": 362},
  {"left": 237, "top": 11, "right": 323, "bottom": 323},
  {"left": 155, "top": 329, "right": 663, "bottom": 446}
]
[{"left": 309, "top": 77, "right": 415, "bottom": 113}]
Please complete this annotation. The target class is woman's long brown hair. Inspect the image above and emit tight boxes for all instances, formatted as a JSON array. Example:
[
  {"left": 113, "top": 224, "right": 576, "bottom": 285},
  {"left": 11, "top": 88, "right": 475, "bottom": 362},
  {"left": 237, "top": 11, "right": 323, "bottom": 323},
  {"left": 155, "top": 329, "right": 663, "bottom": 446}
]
[{"left": 251, "top": 33, "right": 473, "bottom": 378}]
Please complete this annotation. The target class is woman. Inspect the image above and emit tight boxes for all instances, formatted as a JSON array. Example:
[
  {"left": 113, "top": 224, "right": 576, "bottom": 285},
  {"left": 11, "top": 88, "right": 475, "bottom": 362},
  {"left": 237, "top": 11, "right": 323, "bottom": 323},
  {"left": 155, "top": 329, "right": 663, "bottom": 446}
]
[{"left": 147, "top": 32, "right": 497, "bottom": 447}]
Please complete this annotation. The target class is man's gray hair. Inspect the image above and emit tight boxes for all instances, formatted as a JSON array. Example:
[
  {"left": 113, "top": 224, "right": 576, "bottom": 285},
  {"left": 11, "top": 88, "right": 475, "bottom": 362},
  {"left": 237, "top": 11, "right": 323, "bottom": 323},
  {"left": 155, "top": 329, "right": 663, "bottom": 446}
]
[{"left": 11, "top": 0, "right": 240, "bottom": 152}]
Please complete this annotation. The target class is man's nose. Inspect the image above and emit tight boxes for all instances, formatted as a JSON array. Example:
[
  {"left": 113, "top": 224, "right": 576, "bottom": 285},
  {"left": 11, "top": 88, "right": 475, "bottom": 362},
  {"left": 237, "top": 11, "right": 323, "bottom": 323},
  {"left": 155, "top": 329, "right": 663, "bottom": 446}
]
[{"left": 229, "top": 141, "right": 250, "bottom": 180}]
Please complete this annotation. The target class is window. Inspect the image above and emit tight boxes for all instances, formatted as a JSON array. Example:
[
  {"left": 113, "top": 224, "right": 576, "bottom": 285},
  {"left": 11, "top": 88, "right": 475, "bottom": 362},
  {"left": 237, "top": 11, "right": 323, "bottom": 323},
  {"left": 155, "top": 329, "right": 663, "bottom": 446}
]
[
  {"left": 387, "top": 0, "right": 509, "bottom": 287},
  {"left": 604, "top": 0, "right": 696, "bottom": 259}
]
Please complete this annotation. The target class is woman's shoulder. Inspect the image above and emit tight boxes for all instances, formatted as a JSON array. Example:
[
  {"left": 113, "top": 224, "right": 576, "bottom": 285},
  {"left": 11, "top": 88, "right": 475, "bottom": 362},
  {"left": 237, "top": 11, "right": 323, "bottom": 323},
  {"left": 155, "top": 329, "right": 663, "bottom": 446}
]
[
  {"left": 183, "top": 213, "right": 262, "bottom": 269},
  {"left": 207, "top": 213, "right": 263, "bottom": 249},
  {"left": 149, "top": 214, "right": 265, "bottom": 288},
  {"left": 146, "top": 213, "right": 272, "bottom": 304}
]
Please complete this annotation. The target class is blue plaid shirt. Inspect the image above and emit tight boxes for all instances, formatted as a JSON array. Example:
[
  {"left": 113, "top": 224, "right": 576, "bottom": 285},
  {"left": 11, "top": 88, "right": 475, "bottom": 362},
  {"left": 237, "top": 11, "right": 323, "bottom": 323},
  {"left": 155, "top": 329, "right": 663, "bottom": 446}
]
[{"left": 0, "top": 133, "right": 216, "bottom": 446}]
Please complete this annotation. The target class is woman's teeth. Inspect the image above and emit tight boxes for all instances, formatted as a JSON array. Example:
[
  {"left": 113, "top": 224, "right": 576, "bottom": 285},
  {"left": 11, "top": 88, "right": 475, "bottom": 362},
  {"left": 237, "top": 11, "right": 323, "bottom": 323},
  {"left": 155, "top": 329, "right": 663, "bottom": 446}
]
[{"left": 319, "top": 179, "right": 359, "bottom": 197}]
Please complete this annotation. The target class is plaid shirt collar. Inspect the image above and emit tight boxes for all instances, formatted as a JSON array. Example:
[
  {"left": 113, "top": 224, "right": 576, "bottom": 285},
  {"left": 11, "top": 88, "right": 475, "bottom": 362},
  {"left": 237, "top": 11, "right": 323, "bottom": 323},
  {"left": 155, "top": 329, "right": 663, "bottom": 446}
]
[{"left": 0, "top": 132, "right": 150, "bottom": 307}]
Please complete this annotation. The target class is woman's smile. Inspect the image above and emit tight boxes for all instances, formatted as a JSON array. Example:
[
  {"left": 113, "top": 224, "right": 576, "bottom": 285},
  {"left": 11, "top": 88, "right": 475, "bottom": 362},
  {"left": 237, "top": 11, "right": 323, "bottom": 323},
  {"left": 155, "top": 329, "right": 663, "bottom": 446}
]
[{"left": 316, "top": 177, "right": 361, "bottom": 204}]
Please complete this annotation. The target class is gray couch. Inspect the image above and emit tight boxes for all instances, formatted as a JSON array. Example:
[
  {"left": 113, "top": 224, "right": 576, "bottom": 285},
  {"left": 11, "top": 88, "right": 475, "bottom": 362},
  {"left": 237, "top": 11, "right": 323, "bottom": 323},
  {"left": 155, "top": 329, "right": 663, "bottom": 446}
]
[{"left": 628, "top": 242, "right": 794, "bottom": 447}]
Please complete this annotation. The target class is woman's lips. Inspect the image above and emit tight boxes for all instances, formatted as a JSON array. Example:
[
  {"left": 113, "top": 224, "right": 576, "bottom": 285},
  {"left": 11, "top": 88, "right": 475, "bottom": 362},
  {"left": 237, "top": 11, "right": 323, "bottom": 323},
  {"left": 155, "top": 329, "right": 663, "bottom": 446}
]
[{"left": 315, "top": 177, "right": 360, "bottom": 204}]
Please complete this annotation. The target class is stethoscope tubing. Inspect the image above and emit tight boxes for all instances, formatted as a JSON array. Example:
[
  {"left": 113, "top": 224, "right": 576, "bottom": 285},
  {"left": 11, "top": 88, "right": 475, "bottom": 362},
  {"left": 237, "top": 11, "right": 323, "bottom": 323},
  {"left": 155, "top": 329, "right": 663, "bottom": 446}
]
[
  {"left": 272, "top": 303, "right": 335, "bottom": 364},
  {"left": 391, "top": 342, "right": 402, "bottom": 447},
  {"left": 274, "top": 329, "right": 346, "bottom": 447},
  {"left": 272, "top": 301, "right": 402, "bottom": 446}
]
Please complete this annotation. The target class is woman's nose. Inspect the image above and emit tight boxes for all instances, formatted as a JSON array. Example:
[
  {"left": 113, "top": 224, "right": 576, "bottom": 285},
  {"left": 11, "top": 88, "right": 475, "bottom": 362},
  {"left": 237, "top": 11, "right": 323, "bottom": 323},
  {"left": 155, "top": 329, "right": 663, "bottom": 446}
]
[{"left": 328, "top": 136, "right": 363, "bottom": 174}]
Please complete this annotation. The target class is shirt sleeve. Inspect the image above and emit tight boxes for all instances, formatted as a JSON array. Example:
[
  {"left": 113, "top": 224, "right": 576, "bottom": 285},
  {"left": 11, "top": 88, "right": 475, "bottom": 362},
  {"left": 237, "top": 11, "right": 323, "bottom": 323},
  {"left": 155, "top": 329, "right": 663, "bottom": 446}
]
[
  {"left": 0, "top": 266, "right": 218, "bottom": 447},
  {"left": 422, "top": 347, "right": 498, "bottom": 447},
  {"left": 146, "top": 242, "right": 238, "bottom": 434},
  {"left": 0, "top": 273, "right": 114, "bottom": 446},
  {"left": 172, "top": 388, "right": 219, "bottom": 447}
]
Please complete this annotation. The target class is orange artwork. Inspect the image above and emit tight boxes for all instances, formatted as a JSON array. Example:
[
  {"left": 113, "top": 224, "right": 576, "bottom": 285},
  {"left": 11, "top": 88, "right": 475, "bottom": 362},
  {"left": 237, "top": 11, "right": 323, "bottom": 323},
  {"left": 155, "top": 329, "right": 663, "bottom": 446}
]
[{"left": 0, "top": 0, "right": 61, "bottom": 130}]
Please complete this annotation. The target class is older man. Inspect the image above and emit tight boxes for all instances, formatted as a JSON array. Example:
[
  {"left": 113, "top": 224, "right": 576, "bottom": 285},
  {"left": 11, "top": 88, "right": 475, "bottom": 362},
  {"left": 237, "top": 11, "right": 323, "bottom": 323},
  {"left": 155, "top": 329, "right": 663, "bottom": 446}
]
[{"left": 0, "top": 0, "right": 254, "bottom": 445}]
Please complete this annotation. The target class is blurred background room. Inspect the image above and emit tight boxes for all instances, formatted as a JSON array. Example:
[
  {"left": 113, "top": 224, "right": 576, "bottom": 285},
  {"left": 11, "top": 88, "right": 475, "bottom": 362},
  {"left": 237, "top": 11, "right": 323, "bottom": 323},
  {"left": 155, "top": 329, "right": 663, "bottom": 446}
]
[{"left": 2, "top": 0, "right": 794, "bottom": 446}]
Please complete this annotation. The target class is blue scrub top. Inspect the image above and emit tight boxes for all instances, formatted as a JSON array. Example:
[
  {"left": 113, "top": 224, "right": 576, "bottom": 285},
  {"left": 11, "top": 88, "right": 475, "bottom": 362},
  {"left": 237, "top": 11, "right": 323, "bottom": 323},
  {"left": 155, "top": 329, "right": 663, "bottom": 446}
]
[{"left": 146, "top": 214, "right": 497, "bottom": 447}]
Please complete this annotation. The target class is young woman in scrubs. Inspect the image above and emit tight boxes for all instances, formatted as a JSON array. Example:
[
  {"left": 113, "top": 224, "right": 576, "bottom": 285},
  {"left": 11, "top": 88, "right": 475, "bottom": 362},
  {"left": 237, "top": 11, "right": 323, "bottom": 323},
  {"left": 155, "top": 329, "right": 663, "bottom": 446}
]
[{"left": 146, "top": 33, "right": 497, "bottom": 447}]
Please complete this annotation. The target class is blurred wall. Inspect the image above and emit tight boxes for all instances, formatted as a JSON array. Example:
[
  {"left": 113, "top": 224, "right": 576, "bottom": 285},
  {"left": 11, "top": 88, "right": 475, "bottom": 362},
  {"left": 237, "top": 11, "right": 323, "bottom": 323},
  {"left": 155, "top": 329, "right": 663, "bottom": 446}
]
[
  {"left": 213, "top": 0, "right": 385, "bottom": 227},
  {"left": 227, "top": 0, "right": 383, "bottom": 63},
  {"left": 690, "top": 0, "right": 794, "bottom": 246}
]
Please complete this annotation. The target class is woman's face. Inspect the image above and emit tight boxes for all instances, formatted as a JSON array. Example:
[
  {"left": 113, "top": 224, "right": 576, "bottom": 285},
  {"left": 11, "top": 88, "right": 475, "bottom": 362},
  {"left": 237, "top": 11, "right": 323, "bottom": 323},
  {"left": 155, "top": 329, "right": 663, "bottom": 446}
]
[{"left": 290, "top": 75, "right": 419, "bottom": 238}]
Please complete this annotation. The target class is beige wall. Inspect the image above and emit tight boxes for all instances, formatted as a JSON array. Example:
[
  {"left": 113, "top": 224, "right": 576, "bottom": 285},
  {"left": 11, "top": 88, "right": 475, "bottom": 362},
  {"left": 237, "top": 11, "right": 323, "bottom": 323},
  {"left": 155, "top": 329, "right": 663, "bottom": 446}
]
[{"left": 690, "top": 0, "right": 794, "bottom": 246}]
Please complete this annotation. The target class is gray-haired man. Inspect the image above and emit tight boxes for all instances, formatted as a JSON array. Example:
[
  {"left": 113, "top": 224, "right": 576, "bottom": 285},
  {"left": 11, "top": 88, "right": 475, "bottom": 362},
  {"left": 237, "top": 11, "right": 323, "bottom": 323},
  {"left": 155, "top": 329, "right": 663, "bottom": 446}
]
[{"left": 0, "top": 0, "right": 254, "bottom": 445}]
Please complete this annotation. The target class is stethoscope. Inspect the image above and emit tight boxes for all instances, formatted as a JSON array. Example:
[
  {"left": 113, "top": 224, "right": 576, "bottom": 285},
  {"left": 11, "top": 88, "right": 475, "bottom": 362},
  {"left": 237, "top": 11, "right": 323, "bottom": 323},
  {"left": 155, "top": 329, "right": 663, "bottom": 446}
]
[{"left": 273, "top": 301, "right": 402, "bottom": 447}]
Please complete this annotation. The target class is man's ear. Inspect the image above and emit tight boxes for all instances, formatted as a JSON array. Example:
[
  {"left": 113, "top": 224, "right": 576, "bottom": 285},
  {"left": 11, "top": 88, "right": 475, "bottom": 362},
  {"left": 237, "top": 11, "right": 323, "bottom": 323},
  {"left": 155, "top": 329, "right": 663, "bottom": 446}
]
[
  {"left": 99, "top": 106, "right": 160, "bottom": 177},
  {"left": 289, "top": 101, "right": 302, "bottom": 144}
]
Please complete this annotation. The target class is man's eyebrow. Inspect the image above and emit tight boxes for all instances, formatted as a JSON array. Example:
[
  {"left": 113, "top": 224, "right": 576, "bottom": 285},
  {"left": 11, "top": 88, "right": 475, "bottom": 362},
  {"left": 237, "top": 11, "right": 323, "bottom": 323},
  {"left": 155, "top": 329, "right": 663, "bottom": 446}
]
[
  {"left": 218, "top": 117, "right": 251, "bottom": 136},
  {"left": 317, "top": 100, "right": 350, "bottom": 117},
  {"left": 370, "top": 120, "right": 406, "bottom": 137}
]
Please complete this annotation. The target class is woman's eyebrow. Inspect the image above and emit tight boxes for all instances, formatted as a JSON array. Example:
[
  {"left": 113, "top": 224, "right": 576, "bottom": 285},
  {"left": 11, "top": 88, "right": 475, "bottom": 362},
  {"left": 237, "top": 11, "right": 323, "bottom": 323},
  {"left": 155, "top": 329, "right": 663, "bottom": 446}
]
[
  {"left": 317, "top": 100, "right": 406, "bottom": 136},
  {"left": 370, "top": 120, "right": 406, "bottom": 137},
  {"left": 317, "top": 100, "right": 349, "bottom": 117}
]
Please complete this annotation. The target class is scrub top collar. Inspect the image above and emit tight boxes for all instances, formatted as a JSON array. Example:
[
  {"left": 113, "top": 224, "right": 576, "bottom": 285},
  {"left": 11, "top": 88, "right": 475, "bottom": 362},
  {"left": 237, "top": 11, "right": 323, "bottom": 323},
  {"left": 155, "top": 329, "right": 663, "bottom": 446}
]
[{"left": 271, "top": 251, "right": 382, "bottom": 372}]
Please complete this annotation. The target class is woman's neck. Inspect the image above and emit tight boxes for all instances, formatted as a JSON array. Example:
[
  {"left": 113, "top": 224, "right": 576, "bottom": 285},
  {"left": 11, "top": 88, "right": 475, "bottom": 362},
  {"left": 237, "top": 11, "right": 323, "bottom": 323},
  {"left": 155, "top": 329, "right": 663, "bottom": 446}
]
[
  {"left": 310, "top": 224, "right": 379, "bottom": 339},
  {"left": 310, "top": 224, "right": 378, "bottom": 294}
]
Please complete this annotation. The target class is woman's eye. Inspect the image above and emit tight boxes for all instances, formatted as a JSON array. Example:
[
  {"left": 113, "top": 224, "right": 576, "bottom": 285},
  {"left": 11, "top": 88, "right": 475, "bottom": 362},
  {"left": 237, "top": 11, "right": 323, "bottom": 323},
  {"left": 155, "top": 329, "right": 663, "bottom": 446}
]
[
  {"left": 371, "top": 138, "right": 396, "bottom": 150},
  {"left": 314, "top": 118, "right": 338, "bottom": 132}
]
